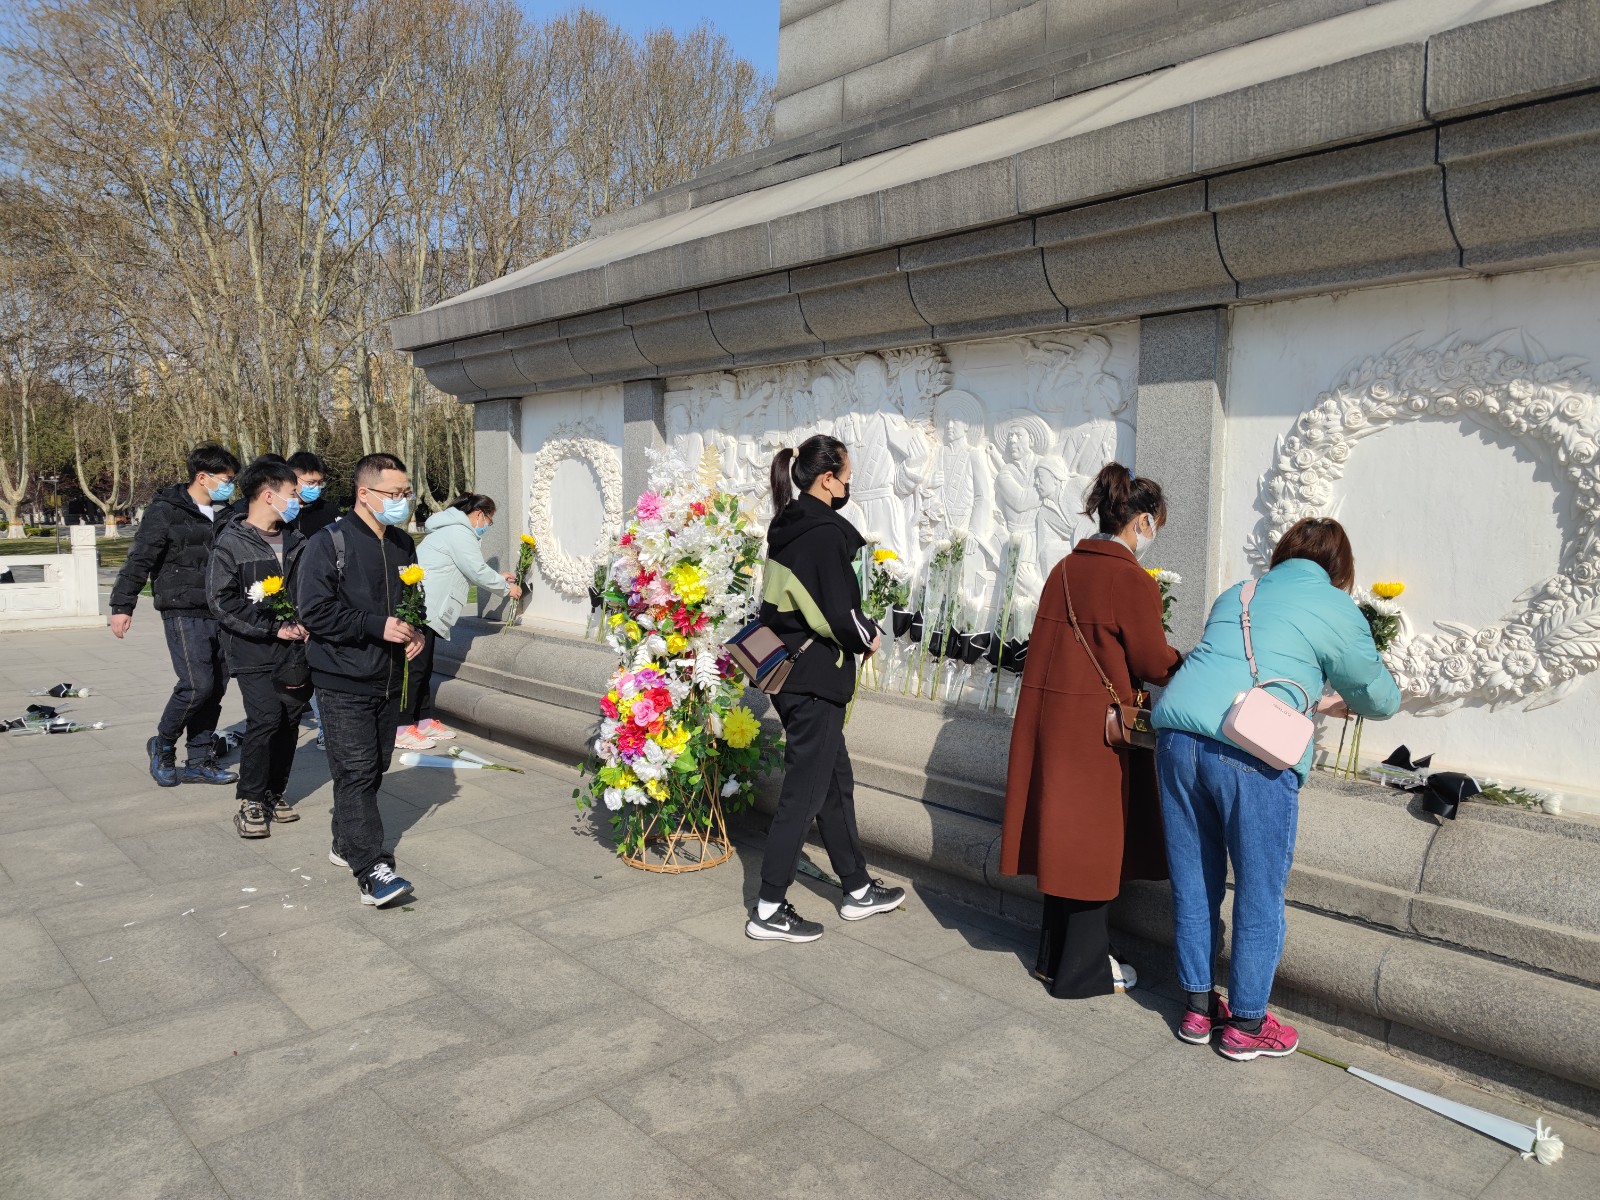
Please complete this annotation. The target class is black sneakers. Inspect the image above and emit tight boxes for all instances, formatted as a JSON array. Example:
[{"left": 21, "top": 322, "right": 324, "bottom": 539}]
[
  {"left": 839, "top": 879, "right": 906, "bottom": 921},
  {"left": 745, "top": 901, "right": 824, "bottom": 943}
]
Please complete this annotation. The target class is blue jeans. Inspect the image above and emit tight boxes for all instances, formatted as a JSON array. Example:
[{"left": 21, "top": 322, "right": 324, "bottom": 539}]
[{"left": 1156, "top": 729, "right": 1301, "bottom": 1020}]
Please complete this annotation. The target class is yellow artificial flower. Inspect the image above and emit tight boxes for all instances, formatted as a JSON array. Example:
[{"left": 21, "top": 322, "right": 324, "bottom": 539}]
[
  {"left": 624, "top": 621, "right": 641, "bottom": 641},
  {"left": 644, "top": 777, "right": 668, "bottom": 801},
  {"left": 520, "top": 534, "right": 537, "bottom": 547},
  {"left": 667, "top": 562, "right": 707, "bottom": 605},
  {"left": 721, "top": 705, "right": 760, "bottom": 749},
  {"left": 260, "top": 575, "right": 285, "bottom": 596},
  {"left": 1372, "top": 581, "right": 1405, "bottom": 599},
  {"left": 873, "top": 548, "right": 898, "bottom": 563},
  {"left": 658, "top": 726, "right": 690, "bottom": 756},
  {"left": 609, "top": 613, "right": 625, "bottom": 627},
  {"left": 665, "top": 633, "right": 688, "bottom": 655},
  {"left": 399, "top": 563, "right": 425, "bottom": 587}
]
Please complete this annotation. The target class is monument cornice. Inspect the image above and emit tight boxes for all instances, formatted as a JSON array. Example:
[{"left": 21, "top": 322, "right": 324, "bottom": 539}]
[{"left": 395, "top": 0, "right": 1600, "bottom": 400}]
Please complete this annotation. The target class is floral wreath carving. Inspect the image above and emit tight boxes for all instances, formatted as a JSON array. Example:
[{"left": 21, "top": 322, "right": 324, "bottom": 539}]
[
  {"left": 1249, "top": 332, "right": 1600, "bottom": 715},
  {"left": 526, "top": 419, "right": 624, "bottom": 601}
]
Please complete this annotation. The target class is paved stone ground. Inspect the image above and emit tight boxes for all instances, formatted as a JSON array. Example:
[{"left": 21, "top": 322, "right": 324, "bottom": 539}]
[{"left": 2, "top": 620, "right": 1598, "bottom": 1200}]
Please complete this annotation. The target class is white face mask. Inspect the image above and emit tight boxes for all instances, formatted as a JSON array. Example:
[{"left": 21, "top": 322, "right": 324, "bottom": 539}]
[{"left": 1134, "top": 515, "right": 1157, "bottom": 557}]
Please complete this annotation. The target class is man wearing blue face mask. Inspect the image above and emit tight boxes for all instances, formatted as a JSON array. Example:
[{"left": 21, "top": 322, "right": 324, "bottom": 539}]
[
  {"left": 286, "top": 450, "right": 340, "bottom": 538},
  {"left": 296, "top": 452, "right": 426, "bottom": 909},
  {"left": 111, "top": 442, "right": 242, "bottom": 789}
]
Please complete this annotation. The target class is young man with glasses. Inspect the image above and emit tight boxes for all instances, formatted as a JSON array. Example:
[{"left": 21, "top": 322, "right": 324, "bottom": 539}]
[
  {"left": 296, "top": 452, "right": 426, "bottom": 908},
  {"left": 285, "top": 450, "right": 341, "bottom": 538},
  {"left": 110, "top": 442, "right": 242, "bottom": 788}
]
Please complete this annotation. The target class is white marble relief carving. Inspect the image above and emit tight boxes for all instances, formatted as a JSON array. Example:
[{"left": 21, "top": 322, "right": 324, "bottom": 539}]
[
  {"left": 1249, "top": 333, "right": 1600, "bottom": 715},
  {"left": 663, "top": 329, "right": 1138, "bottom": 636},
  {"left": 526, "top": 418, "right": 625, "bottom": 601}
]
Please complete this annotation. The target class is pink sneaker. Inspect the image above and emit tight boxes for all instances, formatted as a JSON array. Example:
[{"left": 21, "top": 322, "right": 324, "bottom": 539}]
[
  {"left": 1178, "top": 993, "right": 1232, "bottom": 1044},
  {"left": 395, "top": 727, "right": 436, "bottom": 751},
  {"left": 416, "top": 719, "right": 456, "bottom": 741},
  {"left": 1218, "top": 1012, "right": 1299, "bottom": 1061}
]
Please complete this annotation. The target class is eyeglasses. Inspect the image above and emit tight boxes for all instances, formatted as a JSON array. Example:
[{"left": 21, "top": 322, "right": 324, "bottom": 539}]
[{"left": 364, "top": 486, "right": 413, "bottom": 500}]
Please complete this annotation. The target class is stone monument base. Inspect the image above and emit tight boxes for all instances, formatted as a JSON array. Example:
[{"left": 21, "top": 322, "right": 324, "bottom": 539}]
[{"left": 434, "top": 620, "right": 1600, "bottom": 1124}]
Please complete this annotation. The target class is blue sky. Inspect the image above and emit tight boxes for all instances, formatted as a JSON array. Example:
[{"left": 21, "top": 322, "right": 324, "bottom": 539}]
[{"left": 519, "top": 2, "right": 780, "bottom": 79}]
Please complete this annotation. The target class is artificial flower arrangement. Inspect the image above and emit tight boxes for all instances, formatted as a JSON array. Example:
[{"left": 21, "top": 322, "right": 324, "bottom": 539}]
[
  {"left": 1331, "top": 580, "right": 1406, "bottom": 777},
  {"left": 577, "top": 451, "right": 783, "bottom": 870},
  {"left": 1146, "top": 568, "right": 1181, "bottom": 633},
  {"left": 395, "top": 564, "right": 427, "bottom": 705}
]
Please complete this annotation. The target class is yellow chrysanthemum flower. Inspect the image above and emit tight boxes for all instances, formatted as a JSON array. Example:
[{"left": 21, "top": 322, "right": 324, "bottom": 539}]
[
  {"left": 644, "top": 777, "right": 668, "bottom": 801},
  {"left": 873, "top": 548, "right": 898, "bottom": 562},
  {"left": 520, "top": 534, "right": 537, "bottom": 547},
  {"left": 1372, "top": 581, "right": 1405, "bottom": 599},
  {"left": 665, "top": 633, "right": 688, "bottom": 655},
  {"left": 667, "top": 562, "right": 707, "bottom": 605},
  {"left": 722, "top": 705, "right": 760, "bottom": 749},
  {"left": 399, "top": 564, "right": 425, "bottom": 587},
  {"left": 658, "top": 726, "right": 690, "bottom": 756},
  {"left": 260, "top": 575, "right": 285, "bottom": 596},
  {"left": 1146, "top": 568, "right": 1160, "bottom": 578},
  {"left": 624, "top": 622, "right": 641, "bottom": 641}
]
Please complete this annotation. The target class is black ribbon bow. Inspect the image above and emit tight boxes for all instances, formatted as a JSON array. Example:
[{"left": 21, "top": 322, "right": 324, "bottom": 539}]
[
  {"left": 987, "top": 637, "right": 1029, "bottom": 674},
  {"left": 962, "top": 631, "right": 995, "bottom": 665},
  {"left": 1404, "top": 770, "right": 1480, "bottom": 821},
  {"left": 587, "top": 586, "right": 603, "bottom": 612},
  {"left": 1382, "top": 745, "right": 1434, "bottom": 772},
  {"left": 892, "top": 609, "right": 924, "bottom": 644}
]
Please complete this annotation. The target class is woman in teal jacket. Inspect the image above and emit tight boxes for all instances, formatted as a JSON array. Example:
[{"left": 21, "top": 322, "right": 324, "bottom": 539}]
[
  {"left": 1152, "top": 517, "right": 1400, "bottom": 1061},
  {"left": 397, "top": 494, "right": 521, "bottom": 748}
]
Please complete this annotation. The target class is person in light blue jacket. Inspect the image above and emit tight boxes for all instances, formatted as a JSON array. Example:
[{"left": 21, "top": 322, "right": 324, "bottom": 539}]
[
  {"left": 1152, "top": 517, "right": 1400, "bottom": 1062},
  {"left": 395, "top": 494, "right": 522, "bottom": 748}
]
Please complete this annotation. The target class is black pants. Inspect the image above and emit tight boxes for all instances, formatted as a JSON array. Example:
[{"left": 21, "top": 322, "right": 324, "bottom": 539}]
[
  {"left": 234, "top": 672, "right": 309, "bottom": 803},
  {"left": 1036, "top": 895, "right": 1115, "bottom": 999},
  {"left": 397, "top": 628, "right": 436, "bottom": 726},
  {"left": 317, "top": 687, "right": 400, "bottom": 878},
  {"left": 158, "top": 614, "right": 229, "bottom": 763},
  {"left": 757, "top": 692, "right": 872, "bottom": 904}
]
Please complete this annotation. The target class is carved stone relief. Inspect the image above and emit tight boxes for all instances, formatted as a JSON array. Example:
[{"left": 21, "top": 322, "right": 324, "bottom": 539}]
[
  {"left": 1249, "top": 333, "right": 1600, "bottom": 714},
  {"left": 663, "top": 329, "right": 1138, "bottom": 632}
]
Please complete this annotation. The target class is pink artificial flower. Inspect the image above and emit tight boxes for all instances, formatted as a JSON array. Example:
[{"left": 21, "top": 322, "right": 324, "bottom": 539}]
[
  {"left": 644, "top": 577, "right": 672, "bottom": 607},
  {"left": 635, "top": 492, "right": 664, "bottom": 521},
  {"left": 631, "top": 697, "right": 658, "bottom": 727}
]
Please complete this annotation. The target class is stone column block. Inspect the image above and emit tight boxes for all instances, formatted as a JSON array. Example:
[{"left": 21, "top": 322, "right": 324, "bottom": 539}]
[
  {"left": 1134, "top": 309, "right": 1229, "bottom": 649},
  {"left": 621, "top": 379, "right": 665, "bottom": 508},
  {"left": 472, "top": 399, "right": 520, "bottom": 613}
]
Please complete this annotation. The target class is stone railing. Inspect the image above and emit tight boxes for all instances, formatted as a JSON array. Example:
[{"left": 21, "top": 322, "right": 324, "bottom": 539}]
[
  {"left": 430, "top": 618, "right": 1600, "bottom": 1124},
  {"left": 0, "top": 526, "right": 104, "bottom": 632}
]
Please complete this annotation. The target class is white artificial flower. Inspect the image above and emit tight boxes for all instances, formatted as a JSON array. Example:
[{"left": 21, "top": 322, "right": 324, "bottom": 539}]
[
  {"left": 624, "top": 786, "right": 648, "bottom": 806},
  {"left": 721, "top": 776, "right": 741, "bottom": 797},
  {"left": 247, "top": 581, "right": 267, "bottom": 604},
  {"left": 603, "top": 787, "right": 623, "bottom": 811}
]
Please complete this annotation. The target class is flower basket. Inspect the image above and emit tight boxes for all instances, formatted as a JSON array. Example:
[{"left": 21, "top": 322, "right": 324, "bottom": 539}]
[{"left": 577, "top": 451, "right": 782, "bottom": 873}]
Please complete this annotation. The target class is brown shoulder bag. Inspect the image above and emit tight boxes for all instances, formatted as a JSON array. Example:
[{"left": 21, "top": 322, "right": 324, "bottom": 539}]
[{"left": 1061, "top": 571, "right": 1157, "bottom": 753}]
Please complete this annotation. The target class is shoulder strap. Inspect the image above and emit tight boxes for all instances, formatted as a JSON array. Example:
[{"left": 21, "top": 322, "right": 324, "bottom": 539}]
[
  {"left": 1238, "top": 578, "right": 1261, "bottom": 686},
  {"left": 329, "top": 522, "right": 345, "bottom": 581},
  {"left": 1061, "top": 569, "right": 1124, "bottom": 707}
]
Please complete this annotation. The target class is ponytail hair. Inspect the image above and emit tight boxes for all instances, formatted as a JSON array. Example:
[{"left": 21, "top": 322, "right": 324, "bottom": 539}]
[
  {"left": 770, "top": 434, "right": 848, "bottom": 513},
  {"left": 1082, "top": 462, "right": 1167, "bottom": 534}
]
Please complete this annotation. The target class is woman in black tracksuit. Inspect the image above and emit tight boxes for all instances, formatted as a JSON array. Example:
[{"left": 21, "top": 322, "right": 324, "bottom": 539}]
[{"left": 745, "top": 435, "right": 907, "bottom": 943}]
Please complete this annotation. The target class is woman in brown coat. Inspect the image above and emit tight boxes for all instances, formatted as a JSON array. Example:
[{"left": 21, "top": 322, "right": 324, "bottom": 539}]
[{"left": 1001, "top": 463, "right": 1182, "bottom": 998}]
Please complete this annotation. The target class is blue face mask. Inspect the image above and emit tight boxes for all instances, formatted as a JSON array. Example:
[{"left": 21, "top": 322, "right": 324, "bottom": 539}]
[
  {"left": 473, "top": 522, "right": 490, "bottom": 540},
  {"left": 207, "top": 478, "right": 235, "bottom": 504},
  {"left": 370, "top": 495, "right": 411, "bottom": 526},
  {"left": 276, "top": 494, "right": 302, "bottom": 523},
  {"left": 298, "top": 484, "right": 322, "bottom": 503}
]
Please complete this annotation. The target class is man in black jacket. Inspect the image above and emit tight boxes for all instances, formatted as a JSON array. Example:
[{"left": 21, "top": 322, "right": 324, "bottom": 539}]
[
  {"left": 207, "top": 457, "right": 312, "bottom": 839},
  {"left": 110, "top": 443, "right": 241, "bottom": 788},
  {"left": 297, "top": 452, "right": 425, "bottom": 908}
]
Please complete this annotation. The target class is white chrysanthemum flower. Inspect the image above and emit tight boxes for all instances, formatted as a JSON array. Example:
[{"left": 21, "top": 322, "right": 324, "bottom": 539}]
[
  {"left": 247, "top": 581, "right": 267, "bottom": 604},
  {"left": 624, "top": 786, "right": 648, "bottom": 806},
  {"left": 1151, "top": 570, "right": 1181, "bottom": 585},
  {"left": 603, "top": 787, "right": 623, "bottom": 811}
]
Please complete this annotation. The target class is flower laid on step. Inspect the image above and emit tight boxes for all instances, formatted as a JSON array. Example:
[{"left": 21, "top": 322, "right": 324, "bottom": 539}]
[
  {"left": 444, "top": 746, "right": 524, "bottom": 773},
  {"left": 1146, "top": 568, "right": 1181, "bottom": 633},
  {"left": 579, "top": 450, "right": 781, "bottom": 862}
]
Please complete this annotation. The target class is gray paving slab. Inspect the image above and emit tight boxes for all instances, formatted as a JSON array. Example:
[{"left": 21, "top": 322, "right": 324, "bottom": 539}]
[
  {"left": 2, "top": 619, "right": 1598, "bottom": 1198},
  {"left": 199, "top": 1091, "right": 478, "bottom": 1200},
  {"left": 0, "top": 1086, "right": 227, "bottom": 1200},
  {"left": 448, "top": 1096, "right": 728, "bottom": 1200}
]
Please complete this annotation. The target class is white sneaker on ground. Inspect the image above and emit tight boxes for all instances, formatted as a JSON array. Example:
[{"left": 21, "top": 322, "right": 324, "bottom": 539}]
[{"left": 1111, "top": 956, "right": 1138, "bottom": 993}]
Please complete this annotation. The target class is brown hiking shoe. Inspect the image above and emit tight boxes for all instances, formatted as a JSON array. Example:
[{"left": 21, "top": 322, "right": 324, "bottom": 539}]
[{"left": 234, "top": 799, "right": 269, "bottom": 839}]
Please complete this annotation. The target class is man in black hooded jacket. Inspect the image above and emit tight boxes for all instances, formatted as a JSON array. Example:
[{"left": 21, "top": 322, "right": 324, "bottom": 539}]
[
  {"left": 207, "top": 457, "right": 311, "bottom": 839},
  {"left": 110, "top": 443, "right": 241, "bottom": 788}
]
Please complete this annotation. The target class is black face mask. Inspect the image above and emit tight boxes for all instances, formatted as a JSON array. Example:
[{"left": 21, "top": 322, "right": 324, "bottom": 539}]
[{"left": 830, "top": 480, "right": 851, "bottom": 511}]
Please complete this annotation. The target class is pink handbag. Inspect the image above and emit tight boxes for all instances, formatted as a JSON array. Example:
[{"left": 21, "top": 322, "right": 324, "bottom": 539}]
[{"left": 1220, "top": 578, "right": 1315, "bottom": 770}]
